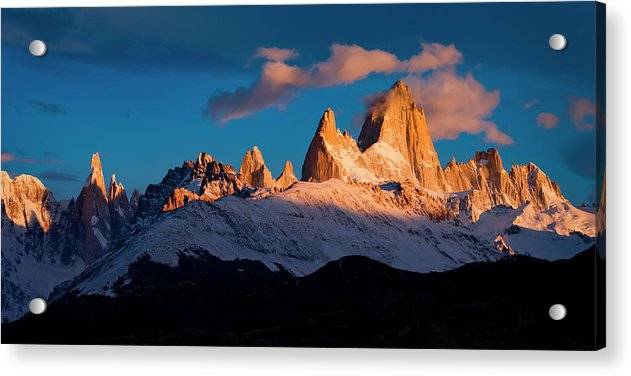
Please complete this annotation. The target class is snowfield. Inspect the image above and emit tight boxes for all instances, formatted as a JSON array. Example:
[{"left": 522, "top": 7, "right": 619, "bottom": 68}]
[{"left": 60, "top": 179, "right": 595, "bottom": 297}]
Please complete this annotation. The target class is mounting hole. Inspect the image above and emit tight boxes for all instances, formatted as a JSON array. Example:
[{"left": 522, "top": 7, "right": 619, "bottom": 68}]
[
  {"left": 29, "top": 40, "right": 47, "bottom": 57},
  {"left": 548, "top": 303, "right": 567, "bottom": 320},
  {"left": 29, "top": 298, "right": 47, "bottom": 315},
  {"left": 548, "top": 34, "right": 567, "bottom": 51}
]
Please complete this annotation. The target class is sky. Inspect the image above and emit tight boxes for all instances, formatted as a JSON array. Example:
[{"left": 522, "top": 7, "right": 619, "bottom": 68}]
[{"left": 1, "top": 3, "right": 601, "bottom": 204}]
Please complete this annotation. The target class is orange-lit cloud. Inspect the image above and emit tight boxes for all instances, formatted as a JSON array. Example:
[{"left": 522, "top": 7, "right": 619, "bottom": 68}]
[
  {"left": 310, "top": 44, "right": 400, "bottom": 86},
  {"left": 568, "top": 97, "right": 596, "bottom": 131},
  {"left": 1, "top": 152, "right": 15, "bottom": 162},
  {"left": 206, "top": 42, "right": 463, "bottom": 123},
  {"left": 205, "top": 61, "right": 310, "bottom": 122},
  {"left": 406, "top": 71, "right": 511, "bottom": 145},
  {"left": 536, "top": 112, "right": 559, "bottom": 129},
  {"left": 0, "top": 151, "right": 61, "bottom": 165},
  {"left": 406, "top": 42, "right": 462, "bottom": 72},
  {"left": 254, "top": 47, "right": 298, "bottom": 63}
]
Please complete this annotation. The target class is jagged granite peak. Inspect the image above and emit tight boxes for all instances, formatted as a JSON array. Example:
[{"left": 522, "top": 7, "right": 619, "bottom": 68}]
[
  {"left": 76, "top": 153, "right": 113, "bottom": 262},
  {"left": 107, "top": 174, "right": 132, "bottom": 237},
  {"left": 163, "top": 159, "right": 243, "bottom": 212},
  {"left": 275, "top": 160, "right": 298, "bottom": 191},
  {"left": 86, "top": 152, "right": 108, "bottom": 201},
  {"left": 136, "top": 152, "right": 243, "bottom": 217},
  {"left": 508, "top": 162, "right": 564, "bottom": 209},
  {"left": 108, "top": 174, "right": 126, "bottom": 203},
  {"left": 135, "top": 161, "right": 196, "bottom": 218},
  {"left": 239, "top": 146, "right": 275, "bottom": 189},
  {"left": 358, "top": 80, "right": 448, "bottom": 191},
  {"left": 193, "top": 152, "right": 215, "bottom": 179},
  {"left": 0, "top": 171, "right": 54, "bottom": 232},
  {"left": 302, "top": 108, "right": 373, "bottom": 183},
  {"left": 129, "top": 189, "right": 141, "bottom": 214},
  {"left": 444, "top": 147, "right": 570, "bottom": 221}
]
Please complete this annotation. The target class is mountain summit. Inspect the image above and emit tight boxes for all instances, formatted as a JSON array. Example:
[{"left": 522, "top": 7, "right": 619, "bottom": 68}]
[
  {"left": 76, "top": 153, "right": 112, "bottom": 262},
  {"left": 301, "top": 79, "right": 578, "bottom": 225},
  {"left": 358, "top": 80, "right": 448, "bottom": 191}
]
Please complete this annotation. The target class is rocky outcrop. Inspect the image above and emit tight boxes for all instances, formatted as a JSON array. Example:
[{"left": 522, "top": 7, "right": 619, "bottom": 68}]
[
  {"left": 162, "top": 188, "right": 202, "bottom": 212},
  {"left": 1, "top": 171, "right": 55, "bottom": 232},
  {"left": 275, "top": 161, "right": 298, "bottom": 191},
  {"left": 129, "top": 189, "right": 141, "bottom": 215},
  {"left": 108, "top": 174, "right": 132, "bottom": 236},
  {"left": 239, "top": 146, "right": 275, "bottom": 189},
  {"left": 162, "top": 159, "right": 243, "bottom": 212},
  {"left": 135, "top": 161, "right": 194, "bottom": 218},
  {"left": 444, "top": 148, "right": 567, "bottom": 220},
  {"left": 192, "top": 152, "right": 214, "bottom": 179},
  {"left": 200, "top": 160, "right": 243, "bottom": 199},
  {"left": 76, "top": 153, "right": 112, "bottom": 262}
]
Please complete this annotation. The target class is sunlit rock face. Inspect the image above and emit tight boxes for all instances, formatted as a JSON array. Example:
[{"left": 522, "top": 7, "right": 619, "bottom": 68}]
[
  {"left": 162, "top": 158, "right": 243, "bottom": 212},
  {"left": 275, "top": 161, "right": 298, "bottom": 191},
  {"left": 239, "top": 146, "right": 276, "bottom": 189},
  {"left": 301, "top": 79, "right": 574, "bottom": 224},
  {"left": 443, "top": 148, "right": 569, "bottom": 221},
  {"left": 76, "top": 153, "right": 112, "bottom": 263},
  {"left": 358, "top": 80, "right": 448, "bottom": 191},
  {"left": 1, "top": 171, "right": 54, "bottom": 232}
]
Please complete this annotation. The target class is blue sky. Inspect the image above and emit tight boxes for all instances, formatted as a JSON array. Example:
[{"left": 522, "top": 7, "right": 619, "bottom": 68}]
[{"left": 1, "top": 3, "right": 600, "bottom": 203}]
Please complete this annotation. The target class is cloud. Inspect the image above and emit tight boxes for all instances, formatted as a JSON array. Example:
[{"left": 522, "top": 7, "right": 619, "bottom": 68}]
[
  {"left": 568, "top": 96, "right": 596, "bottom": 131},
  {"left": 523, "top": 99, "right": 539, "bottom": 110},
  {"left": 536, "top": 112, "right": 559, "bottom": 129},
  {"left": 37, "top": 171, "right": 80, "bottom": 182},
  {"left": 1, "top": 152, "right": 16, "bottom": 162},
  {"left": 405, "top": 71, "right": 511, "bottom": 145},
  {"left": 310, "top": 44, "right": 401, "bottom": 86},
  {"left": 406, "top": 42, "right": 462, "bottom": 72},
  {"left": 206, "top": 42, "right": 462, "bottom": 122},
  {"left": 0, "top": 151, "right": 61, "bottom": 165},
  {"left": 254, "top": 47, "right": 298, "bottom": 63},
  {"left": 205, "top": 61, "right": 310, "bottom": 122},
  {"left": 31, "top": 101, "right": 68, "bottom": 115}
]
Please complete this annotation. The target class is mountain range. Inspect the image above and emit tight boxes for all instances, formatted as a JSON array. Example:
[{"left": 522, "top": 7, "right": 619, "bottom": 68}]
[{"left": 1, "top": 80, "right": 595, "bottom": 323}]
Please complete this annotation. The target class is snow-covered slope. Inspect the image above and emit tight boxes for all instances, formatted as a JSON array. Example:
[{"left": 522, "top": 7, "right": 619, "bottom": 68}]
[
  {"left": 471, "top": 204, "right": 594, "bottom": 261},
  {"left": 60, "top": 180, "right": 500, "bottom": 296},
  {"left": 1, "top": 172, "right": 86, "bottom": 322},
  {"left": 58, "top": 178, "right": 594, "bottom": 298}
]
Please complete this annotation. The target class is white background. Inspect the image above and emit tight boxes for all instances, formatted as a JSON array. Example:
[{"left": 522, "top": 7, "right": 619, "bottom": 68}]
[{"left": 1, "top": 0, "right": 629, "bottom": 375}]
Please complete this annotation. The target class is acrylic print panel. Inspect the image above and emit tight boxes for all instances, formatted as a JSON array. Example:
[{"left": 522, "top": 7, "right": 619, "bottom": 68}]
[{"left": 0, "top": 2, "right": 605, "bottom": 349}]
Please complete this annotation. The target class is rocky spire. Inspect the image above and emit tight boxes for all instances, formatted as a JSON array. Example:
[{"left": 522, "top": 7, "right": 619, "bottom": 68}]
[
  {"left": 108, "top": 174, "right": 125, "bottom": 203},
  {"left": 86, "top": 153, "right": 108, "bottom": 201},
  {"left": 193, "top": 152, "right": 215, "bottom": 179},
  {"left": 275, "top": 160, "right": 298, "bottom": 191},
  {"left": 358, "top": 80, "right": 448, "bottom": 191},
  {"left": 443, "top": 147, "right": 567, "bottom": 220},
  {"left": 76, "top": 152, "right": 112, "bottom": 262},
  {"left": 129, "top": 189, "right": 141, "bottom": 214},
  {"left": 302, "top": 108, "right": 369, "bottom": 182},
  {"left": 239, "top": 146, "right": 275, "bottom": 189},
  {"left": 108, "top": 175, "right": 131, "bottom": 221}
]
